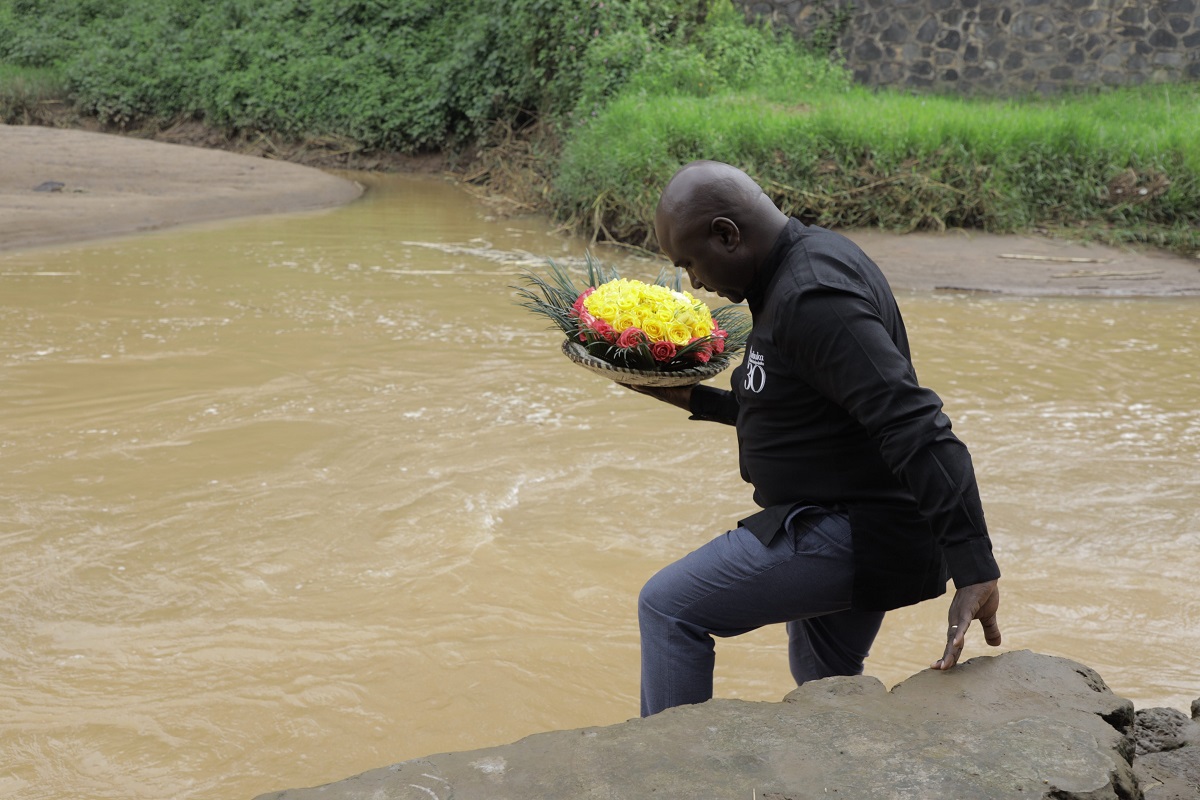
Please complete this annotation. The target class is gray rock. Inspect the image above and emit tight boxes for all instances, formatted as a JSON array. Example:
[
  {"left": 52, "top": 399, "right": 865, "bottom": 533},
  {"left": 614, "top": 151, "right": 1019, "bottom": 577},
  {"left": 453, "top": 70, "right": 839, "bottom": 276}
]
[
  {"left": 1134, "top": 705, "right": 1200, "bottom": 799},
  {"left": 1135, "top": 746, "right": 1200, "bottom": 800},
  {"left": 1136, "top": 707, "right": 1200, "bottom": 755},
  {"left": 255, "top": 651, "right": 1144, "bottom": 800}
]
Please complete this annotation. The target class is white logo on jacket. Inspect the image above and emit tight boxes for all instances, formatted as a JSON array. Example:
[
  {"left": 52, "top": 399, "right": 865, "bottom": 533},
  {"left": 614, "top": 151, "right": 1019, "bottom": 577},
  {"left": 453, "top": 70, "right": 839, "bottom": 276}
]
[{"left": 744, "top": 348, "right": 766, "bottom": 393}]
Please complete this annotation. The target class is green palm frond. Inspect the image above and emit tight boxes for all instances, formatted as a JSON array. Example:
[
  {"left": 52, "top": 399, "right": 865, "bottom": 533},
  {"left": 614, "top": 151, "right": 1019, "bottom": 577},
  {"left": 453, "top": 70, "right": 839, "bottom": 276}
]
[
  {"left": 512, "top": 259, "right": 583, "bottom": 336},
  {"left": 584, "top": 251, "right": 621, "bottom": 288},
  {"left": 712, "top": 304, "right": 752, "bottom": 358}
]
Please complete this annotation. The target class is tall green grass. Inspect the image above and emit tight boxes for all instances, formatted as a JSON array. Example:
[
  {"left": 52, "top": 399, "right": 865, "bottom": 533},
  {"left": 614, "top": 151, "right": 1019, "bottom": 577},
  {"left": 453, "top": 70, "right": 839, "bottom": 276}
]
[
  {"left": 554, "top": 8, "right": 1200, "bottom": 255},
  {"left": 0, "top": 63, "right": 68, "bottom": 122}
]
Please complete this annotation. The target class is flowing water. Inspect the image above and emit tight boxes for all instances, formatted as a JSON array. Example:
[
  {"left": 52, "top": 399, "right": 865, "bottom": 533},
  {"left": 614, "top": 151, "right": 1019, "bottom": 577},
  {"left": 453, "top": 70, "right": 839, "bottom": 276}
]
[{"left": 1, "top": 173, "right": 1197, "bottom": 799}]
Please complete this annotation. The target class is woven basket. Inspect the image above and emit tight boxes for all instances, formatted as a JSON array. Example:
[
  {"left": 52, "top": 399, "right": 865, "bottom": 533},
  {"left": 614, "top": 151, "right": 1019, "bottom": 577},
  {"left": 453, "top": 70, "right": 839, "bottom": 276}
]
[{"left": 561, "top": 339, "right": 730, "bottom": 387}]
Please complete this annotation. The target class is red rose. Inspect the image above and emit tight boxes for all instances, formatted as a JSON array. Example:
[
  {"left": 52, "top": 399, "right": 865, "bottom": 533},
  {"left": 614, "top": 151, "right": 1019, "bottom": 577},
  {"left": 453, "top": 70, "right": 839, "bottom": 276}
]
[
  {"left": 571, "top": 287, "right": 596, "bottom": 316},
  {"left": 592, "top": 319, "right": 617, "bottom": 343},
  {"left": 616, "top": 327, "right": 646, "bottom": 348},
  {"left": 650, "top": 341, "right": 677, "bottom": 362},
  {"left": 711, "top": 335, "right": 725, "bottom": 355}
]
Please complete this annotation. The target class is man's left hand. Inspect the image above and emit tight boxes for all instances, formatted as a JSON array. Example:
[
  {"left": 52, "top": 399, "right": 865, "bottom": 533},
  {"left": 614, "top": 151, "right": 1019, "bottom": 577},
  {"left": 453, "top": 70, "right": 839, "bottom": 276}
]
[{"left": 930, "top": 579, "right": 1001, "bottom": 670}]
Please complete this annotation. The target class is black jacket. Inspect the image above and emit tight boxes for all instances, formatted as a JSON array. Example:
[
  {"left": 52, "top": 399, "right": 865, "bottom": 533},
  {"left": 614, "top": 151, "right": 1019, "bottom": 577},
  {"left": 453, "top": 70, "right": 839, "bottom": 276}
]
[{"left": 690, "top": 219, "right": 1000, "bottom": 611}]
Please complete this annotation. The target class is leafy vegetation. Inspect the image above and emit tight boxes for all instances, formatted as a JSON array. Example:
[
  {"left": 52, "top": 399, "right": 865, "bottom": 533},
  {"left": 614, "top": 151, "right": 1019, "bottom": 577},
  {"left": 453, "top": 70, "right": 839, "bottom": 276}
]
[
  {"left": 0, "top": 0, "right": 705, "bottom": 148},
  {"left": 1, "top": 0, "right": 1196, "bottom": 255},
  {"left": 554, "top": 4, "right": 1200, "bottom": 254}
]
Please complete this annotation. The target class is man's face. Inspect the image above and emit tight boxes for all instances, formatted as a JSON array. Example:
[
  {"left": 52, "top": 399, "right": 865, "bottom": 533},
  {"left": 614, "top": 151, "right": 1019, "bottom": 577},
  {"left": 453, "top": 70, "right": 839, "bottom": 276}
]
[{"left": 655, "top": 213, "right": 751, "bottom": 304}]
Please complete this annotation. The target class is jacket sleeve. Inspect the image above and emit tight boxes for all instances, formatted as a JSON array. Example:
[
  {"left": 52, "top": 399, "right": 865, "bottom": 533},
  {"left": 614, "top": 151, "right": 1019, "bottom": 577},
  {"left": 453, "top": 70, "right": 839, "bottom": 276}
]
[
  {"left": 781, "top": 286, "right": 1000, "bottom": 588},
  {"left": 688, "top": 384, "right": 739, "bottom": 425}
]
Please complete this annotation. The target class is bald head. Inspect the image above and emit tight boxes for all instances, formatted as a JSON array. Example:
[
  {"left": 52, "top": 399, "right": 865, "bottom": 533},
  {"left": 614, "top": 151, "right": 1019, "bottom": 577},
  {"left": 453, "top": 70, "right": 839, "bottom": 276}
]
[
  {"left": 656, "top": 160, "right": 765, "bottom": 224},
  {"left": 654, "top": 161, "right": 789, "bottom": 303}
]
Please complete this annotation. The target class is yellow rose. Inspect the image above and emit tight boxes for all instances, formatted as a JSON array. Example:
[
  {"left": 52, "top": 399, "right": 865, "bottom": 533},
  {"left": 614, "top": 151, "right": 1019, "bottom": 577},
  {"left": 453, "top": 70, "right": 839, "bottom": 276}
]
[
  {"left": 614, "top": 311, "right": 640, "bottom": 331},
  {"left": 641, "top": 318, "right": 668, "bottom": 341},
  {"left": 581, "top": 278, "right": 720, "bottom": 345},
  {"left": 666, "top": 322, "right": 692, "bottom": 345},
  {"left": 595, "top": 302, "right": 619, "bottom": 323}
]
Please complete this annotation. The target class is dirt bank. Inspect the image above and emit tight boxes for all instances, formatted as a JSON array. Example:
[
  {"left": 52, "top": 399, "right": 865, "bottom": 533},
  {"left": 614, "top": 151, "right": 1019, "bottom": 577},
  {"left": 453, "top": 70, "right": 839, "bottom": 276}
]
[
  {"left": 0, "top": 124, "right": 363, "bottom": 253},
  {"left": 847, "top": 227, "right": 1200, "bottom": 297},
  {"left": 2, "top": 123, "right": 1198, "bottom": 296}
]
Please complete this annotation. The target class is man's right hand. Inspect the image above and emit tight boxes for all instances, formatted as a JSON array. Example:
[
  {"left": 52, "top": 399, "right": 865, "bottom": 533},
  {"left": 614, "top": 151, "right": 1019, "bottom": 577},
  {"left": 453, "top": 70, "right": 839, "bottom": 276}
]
[
  {"left": 930, "top": 579, "right": 1001, "bottom": 671},
  {"left": 621, "top": 383, "right": 694, "bottom": 411}
]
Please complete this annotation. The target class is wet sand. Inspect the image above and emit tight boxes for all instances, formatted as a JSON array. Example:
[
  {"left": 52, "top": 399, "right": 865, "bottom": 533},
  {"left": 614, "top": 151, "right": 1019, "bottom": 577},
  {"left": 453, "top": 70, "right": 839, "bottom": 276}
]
[
  {"left": 847, "top": 226, "right": 1200, "bottom": 296},
  {"left": 0, "top": 124, "right": 363, "bottom": 253},
  {"left": 2, "top": 124, "right": 1197, "bottom": 295}
]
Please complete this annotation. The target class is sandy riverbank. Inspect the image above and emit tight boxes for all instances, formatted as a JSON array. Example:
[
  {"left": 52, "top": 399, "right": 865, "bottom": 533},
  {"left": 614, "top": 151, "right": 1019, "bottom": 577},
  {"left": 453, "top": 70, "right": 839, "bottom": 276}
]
[
  {"left": 2, "top": 124, "right": 1197, "bottom": 295},
  {"left": 846, "top": 226, "right": 1200, "bottom": 296},
  {"left": 0, "top": 124, "right": 363, "bottom": 253}
]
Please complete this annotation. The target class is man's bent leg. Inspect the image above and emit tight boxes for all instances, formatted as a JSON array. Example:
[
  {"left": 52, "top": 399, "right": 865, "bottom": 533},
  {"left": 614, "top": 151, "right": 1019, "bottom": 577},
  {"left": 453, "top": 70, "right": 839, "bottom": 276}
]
[
  {"left": 786, "top": 609, "right": 884, "bottom": 685},
  {"left": 638, "top": 512, "right": 860, "bottom": 717},
  {"left": 785, "top": 512, "right": 884, "bottom": 684}
]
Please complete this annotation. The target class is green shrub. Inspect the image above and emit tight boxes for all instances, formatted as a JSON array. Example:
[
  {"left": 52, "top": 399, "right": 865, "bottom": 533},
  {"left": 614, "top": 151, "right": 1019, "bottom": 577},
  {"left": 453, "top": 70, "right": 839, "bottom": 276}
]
[
  {"left": 0, "top": 0, "right": 126, "bottom": 67},
  {"left": 2, "top": 0, "right": 710, "bottom": 150}
]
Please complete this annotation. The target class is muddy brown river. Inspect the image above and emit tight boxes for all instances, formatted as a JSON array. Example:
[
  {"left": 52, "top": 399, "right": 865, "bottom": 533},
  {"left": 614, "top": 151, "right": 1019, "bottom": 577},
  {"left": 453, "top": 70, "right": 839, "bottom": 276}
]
[{"left": 1, "top": 173, "right": 1197, "bottom": 799}]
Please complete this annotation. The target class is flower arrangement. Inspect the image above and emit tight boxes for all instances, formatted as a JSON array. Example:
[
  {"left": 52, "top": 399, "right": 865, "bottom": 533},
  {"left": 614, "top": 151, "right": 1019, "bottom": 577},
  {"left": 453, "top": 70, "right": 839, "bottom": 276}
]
[{"left": 515, "top": 255, "right": 750, "bottom": 384}]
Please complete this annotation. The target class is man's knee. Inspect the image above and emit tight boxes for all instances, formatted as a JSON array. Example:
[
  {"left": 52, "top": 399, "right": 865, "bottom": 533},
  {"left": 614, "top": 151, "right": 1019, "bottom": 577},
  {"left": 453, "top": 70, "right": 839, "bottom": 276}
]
[
  {"left": 637, "top": 573, "right": 662, "bottom": 620},
  {"left": 637, "top": 566, "right": 680, "bottom": 623}
]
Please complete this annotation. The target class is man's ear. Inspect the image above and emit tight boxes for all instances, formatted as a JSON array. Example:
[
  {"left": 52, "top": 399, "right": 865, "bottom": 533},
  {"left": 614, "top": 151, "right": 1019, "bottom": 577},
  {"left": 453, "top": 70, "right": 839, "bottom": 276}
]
[{"left": 710, "top": 217, "right": 741, "bottom": 251}]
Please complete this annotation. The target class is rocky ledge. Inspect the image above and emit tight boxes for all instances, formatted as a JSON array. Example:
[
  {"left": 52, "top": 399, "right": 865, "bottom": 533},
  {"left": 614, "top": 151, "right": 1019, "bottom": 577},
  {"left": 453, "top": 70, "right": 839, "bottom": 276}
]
[{"left": 256, "top": 650, "right": 1199, "bottom": 800}]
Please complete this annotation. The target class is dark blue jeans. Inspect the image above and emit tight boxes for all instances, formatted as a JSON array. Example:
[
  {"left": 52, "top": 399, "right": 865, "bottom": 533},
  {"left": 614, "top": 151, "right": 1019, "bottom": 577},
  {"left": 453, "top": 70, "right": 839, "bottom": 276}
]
[{"left": 638, "top": 509, "right": 884, "bottom": 717}]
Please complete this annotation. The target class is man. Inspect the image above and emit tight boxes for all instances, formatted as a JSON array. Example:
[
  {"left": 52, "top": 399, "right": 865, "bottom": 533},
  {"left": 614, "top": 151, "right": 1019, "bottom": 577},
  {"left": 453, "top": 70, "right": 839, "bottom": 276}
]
[{"left": 633, "top": 160, "right": 1002, "bottom": 717}]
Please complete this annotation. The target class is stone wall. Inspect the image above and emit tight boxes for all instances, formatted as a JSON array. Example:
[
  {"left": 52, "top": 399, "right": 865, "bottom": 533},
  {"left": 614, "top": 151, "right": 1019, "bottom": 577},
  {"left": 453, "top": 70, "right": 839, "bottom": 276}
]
[{"left": 733, "top": 0, "right": 1200, "bottom": 95}]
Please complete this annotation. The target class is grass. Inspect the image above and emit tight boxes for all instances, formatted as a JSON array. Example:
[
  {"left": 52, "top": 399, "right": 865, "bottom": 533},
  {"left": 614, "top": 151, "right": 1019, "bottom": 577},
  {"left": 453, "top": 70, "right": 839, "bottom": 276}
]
[
  {"left": 0, "top": 64, "right": 68, "bottom": 123},
  {"left": 552, "top": 27, "right": 1200, "bottom": 257}
]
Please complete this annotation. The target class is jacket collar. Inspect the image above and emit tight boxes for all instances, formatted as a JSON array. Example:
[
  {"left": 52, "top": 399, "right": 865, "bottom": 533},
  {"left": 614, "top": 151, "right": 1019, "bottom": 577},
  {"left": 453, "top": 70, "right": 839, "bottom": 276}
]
[{"left": 744, "top": 218, "right": 802, "bottom": 313}]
